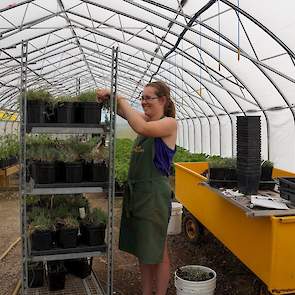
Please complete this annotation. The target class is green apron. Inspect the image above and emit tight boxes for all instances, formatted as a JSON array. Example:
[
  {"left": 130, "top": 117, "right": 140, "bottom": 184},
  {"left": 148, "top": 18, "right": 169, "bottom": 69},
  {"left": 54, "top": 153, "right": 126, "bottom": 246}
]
[{"left": 119, "top": 135, "right": 171, "bottom": 264}]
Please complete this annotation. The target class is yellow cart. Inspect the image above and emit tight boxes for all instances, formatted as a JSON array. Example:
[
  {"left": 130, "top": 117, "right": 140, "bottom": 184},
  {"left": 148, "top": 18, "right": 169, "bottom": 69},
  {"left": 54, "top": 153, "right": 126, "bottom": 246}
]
[{"left": 175, "top": 162, "right": 295, "bottom": 295}]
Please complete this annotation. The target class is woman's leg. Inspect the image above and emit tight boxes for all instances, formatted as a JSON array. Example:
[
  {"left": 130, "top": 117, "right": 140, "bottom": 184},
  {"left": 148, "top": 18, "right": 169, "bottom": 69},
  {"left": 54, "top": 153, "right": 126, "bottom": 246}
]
[
  {"left": 139, "top": 263, "right": 155, "bottom": 295},
  {"left": 155, "top": 241, "right": 170, "bottom": 295}
]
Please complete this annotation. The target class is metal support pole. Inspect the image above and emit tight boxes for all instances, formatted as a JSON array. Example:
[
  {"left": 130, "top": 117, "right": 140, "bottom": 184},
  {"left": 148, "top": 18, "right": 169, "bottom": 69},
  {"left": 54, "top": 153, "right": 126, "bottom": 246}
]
[
  {"left": 20, "top": 40, "right": 28, "bottom": 295},
  {"left": 76, "top": 77, "right": 81, "bottom": 95},
  {"left": 107, "top": 47, "right": 118, "bottom": 295}
]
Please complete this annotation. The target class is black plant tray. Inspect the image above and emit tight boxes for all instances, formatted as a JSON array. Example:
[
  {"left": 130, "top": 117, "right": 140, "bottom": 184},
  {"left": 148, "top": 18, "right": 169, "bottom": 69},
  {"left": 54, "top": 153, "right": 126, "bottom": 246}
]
[
  {"left": 208, "top": 179, "right": 276, "bottom": 189},
  {"left": 27, "top": 123, "right": 104, "bottom": 128},
  {"left": 31, "top": 243, "right": 106, "bottom": 257},
  {"left": 208, "top": 179, "right": 237, "bottom": 183},
  {"left": 33, "top": 181, "right": 108, "bottom": 188}
]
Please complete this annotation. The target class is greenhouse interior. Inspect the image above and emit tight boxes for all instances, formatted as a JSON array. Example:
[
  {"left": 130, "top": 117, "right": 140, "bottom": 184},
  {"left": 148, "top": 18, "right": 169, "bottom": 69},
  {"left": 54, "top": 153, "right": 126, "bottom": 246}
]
[{"left": 0, "top": 1, "right": 295, "bottom": 295}]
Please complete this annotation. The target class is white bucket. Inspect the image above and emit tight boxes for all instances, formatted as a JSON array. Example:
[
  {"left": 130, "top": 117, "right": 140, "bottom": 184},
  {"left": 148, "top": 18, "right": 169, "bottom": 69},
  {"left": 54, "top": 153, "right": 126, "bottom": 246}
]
[
  {"left": 175, "top": 265, "right": 217, "bottom": 295},
  {"left": 167, "top": 202, "right": 183, "bottom": 235}
]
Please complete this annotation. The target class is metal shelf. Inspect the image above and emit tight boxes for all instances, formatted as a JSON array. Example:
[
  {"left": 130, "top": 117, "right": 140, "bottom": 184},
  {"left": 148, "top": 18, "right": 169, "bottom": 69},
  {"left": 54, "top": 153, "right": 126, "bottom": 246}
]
[
  {"left": 30, "top": 248, "right": 106, "bottom": 262},
  {"left": 20, "top": 44, "right": 118, "bottom": 295},
  {"left": 26, "top": 186, "right": 104, "bottom": 195},
  {"left": 27, "top": 123, "right": 109, "bottom": 134}
]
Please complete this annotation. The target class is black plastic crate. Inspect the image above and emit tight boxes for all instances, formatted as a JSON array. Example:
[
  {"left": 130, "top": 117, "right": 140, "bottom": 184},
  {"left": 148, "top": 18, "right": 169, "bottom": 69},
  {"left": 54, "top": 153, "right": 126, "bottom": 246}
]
[{"left": 279, "top": 178, "right": 295, "bottom": 203}]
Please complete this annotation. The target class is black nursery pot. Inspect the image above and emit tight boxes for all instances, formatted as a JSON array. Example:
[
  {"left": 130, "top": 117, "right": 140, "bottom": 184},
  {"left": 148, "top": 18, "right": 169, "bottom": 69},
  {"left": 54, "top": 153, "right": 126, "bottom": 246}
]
[
  {"left": 65, "top": 162, "right": 83, "bottom": 183},
  {"left": 208, "top": 167, "right": 226, "bottom": 180},
  {"left": 80, "top": 223, "right": 106, "bottom": 246},
  {"left": 55, "top": 161, "right": 66, "bottom": 183},
  {"left": 31, "top": 161, "right": 55, "bottom": 184},
  {"left": 28, "top": 262, "right": 44, "bottom": 288},
  {"left": 81, "top": 102, "right": 102, "bottom": 124},
  {"left": 57, "top": 228, "right": 78, "bottom": 248},
  {"left": 31, "top": 230, "right": 53, "bottom": 251},
  {"left": 92, "top": 162, "right": 108, "bottom": 182},
  {"left": 279, "top": 178, "right": 295, "bottom": 203},
  {"left": 261, "top": 166, "right": 273, "bottom": 180},
  {"left": 56, "top": 102, "right": 75, "bottom": 123},
  {"left": 47, "top": 262, "right": 66, "bottom": 291},
  {"left": 237, "top": 172, "right": 261, "bottom": 195},
  {"left": 27, "top": 100, "right": 47, "bottom": 124},
  {"left": 259, "top": 166, "right": 275, "bottom": 190},
  {"left": 45, "top": 103, "right": 57, "bottom": 123},
  {"left": 8, "top": 156, "right": 18, "bottom": 166},
  {"left": 84, "top": 161, "right": 108, "bottom": 182},
  {"left": 0, "top": 159, "right": 5, "bottom": 169},
  {"left": 64, "top": 258, "right": 91, "bottom": 279},
  {"left": 208, "top": 167, "right": 226, "bottom": 188}
]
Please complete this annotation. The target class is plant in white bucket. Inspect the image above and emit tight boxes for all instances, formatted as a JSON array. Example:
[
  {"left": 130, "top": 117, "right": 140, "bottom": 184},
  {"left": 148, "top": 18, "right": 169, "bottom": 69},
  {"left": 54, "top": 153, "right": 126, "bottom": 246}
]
[{"left": 175, "top": 265, "right": 217, "bottom": 295}]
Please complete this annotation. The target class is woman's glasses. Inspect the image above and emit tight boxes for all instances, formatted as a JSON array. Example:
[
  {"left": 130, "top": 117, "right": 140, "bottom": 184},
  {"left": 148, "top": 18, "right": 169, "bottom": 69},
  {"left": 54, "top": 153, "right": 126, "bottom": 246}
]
[{"left": 140, "top": 95, "right": 159, "bottom": 101}]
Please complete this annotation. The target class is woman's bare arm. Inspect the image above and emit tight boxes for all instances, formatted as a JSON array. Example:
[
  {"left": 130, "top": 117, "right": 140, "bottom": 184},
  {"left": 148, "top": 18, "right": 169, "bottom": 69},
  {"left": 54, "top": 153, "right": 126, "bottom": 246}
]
[
  {"left": 117, "top": 98, "right": 176, "bottom": 138},
  {"left": 97, "top": 89, "right": 147, "bottom": 121}
]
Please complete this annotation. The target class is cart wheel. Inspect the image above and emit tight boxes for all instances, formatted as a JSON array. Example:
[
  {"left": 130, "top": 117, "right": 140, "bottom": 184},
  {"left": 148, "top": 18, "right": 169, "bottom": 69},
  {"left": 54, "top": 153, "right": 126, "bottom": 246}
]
[
  {"left": 260, "top": 284, "right": 272, "bottom": 295},
  {"left": 253, "top": 279, "right": 271, "bottom": 295},
  {"left": 182, "top": 213, "right": 202, "bottom": 244}
]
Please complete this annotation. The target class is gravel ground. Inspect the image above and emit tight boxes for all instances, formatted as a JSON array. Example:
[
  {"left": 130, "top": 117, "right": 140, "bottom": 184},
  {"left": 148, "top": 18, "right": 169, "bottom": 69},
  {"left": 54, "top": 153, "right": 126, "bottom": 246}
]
[
  {"left": 0, "top": 193, "right": 21, "bottom": 295},
  {"left": 0, "top": 193, "right": 259, "bottom": 295}
]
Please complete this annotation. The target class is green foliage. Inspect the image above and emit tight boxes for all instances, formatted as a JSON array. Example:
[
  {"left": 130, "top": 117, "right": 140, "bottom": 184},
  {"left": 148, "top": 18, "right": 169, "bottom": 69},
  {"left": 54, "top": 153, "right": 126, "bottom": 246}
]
[
  {"left": 176, "top": 267, "right": 214, "bottom": 282},
  {"left": 261, "top": 160, "right": 273, "bottom": 168},
  {"left": 27, "top": 89, "right": 52, "bottom": 102},
  {"left": 53, "top": 95, "right": 77, "bottom": 104},
  {"left": 30, "top": 212, "right": 53, "bottom": 233},
  {"left": 26, "top": 135, "right": 103, "bottom": 163},
  {"left": 57, "top": 149, "right": 79, "bottom": 163},
  {"left": 27, "top": 207, "right": 48, "bottom": 222},
  {"left": 82, "top": 207, "right": 107, "bottom": 226},
  {"left": 223, "top": 157, "right": 237, "bottom": 169},
  {"left": 171, "top": 146, "right": 208, "bottom": 175},
  {"left": 90, "top": 144, "right": 109, "bottom": 163},
  {"left": 77, "top": 90, "right": 96, "bottom": 102},
  {"left": 26, "top": 195, "right": 40, "bottom": 207},
  {"left": 51, "top": 195, "right": 89, "bottom": 220},
  {"left": 173, "top": 146, "right": 208, "bottom": 163},
  {"left": 62, "top": 216, "right": 79, "bottom": 229},
  {"left": 26, "top": 135, "right": 58, "bottom": 162},
  {"left": 53, "top": 205, "right": 70, "bottom": 220},
  {"left": 208, "top": 157, "right": 226, "bottom": 169},
  {"left": 208, "top": 157, "right": 236, "bottom": 169},
  {"left": 115, "top": 138, "right": 133, "bottom": 185},
  {"left": 0, "top": 134, "right": 19, "bottom": 161}
]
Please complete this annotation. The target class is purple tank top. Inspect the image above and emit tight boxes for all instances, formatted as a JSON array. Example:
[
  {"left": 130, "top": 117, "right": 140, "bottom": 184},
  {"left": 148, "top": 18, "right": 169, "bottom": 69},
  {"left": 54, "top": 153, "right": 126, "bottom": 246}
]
[{"left": 153, "top": 137, "right": 176, "bottom": 176}]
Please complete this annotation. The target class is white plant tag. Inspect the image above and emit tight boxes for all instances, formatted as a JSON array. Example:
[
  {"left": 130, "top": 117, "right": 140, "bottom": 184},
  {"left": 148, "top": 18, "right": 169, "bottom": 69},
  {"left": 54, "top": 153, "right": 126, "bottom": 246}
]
[{"left": 79, "top": 207, "right": 86, "bottom": 219}]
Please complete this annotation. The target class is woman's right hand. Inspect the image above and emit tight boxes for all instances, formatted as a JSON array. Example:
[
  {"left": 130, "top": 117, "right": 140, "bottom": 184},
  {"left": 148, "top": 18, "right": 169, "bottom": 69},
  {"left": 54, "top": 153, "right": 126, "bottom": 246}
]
[{"left": 96, "top": 89, "right": 111, "bottom": 103}]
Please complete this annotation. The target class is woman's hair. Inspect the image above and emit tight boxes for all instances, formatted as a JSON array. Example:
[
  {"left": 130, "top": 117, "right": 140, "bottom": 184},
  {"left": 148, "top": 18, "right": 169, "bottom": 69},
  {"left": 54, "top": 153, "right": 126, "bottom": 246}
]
[{"left": 145, "top": 81, "right": 176, "bottom": 118}]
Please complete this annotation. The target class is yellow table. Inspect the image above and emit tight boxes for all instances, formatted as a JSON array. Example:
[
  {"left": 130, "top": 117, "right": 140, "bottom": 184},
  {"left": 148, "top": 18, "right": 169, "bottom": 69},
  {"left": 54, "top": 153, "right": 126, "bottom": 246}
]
[{"left": 175, "top": 162, "right": 295, "bottom": 295}]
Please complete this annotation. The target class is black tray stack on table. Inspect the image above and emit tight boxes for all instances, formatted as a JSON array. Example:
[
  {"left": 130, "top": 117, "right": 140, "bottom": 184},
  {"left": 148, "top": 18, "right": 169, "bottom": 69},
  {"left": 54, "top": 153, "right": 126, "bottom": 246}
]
[{"left": 237, "top": 116, "right": 261, "bottom": 195}]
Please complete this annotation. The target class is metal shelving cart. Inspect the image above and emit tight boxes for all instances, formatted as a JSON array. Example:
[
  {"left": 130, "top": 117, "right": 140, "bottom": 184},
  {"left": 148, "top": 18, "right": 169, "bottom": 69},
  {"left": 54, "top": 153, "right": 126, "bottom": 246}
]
[{"left": 19, "top": 41, "right": 118, "bottom": 295}]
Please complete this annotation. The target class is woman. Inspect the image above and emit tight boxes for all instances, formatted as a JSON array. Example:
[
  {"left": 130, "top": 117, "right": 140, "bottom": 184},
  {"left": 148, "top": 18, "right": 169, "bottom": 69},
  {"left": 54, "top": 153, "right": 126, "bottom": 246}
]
[{"left": 97, "top": 81, "right": 177, "bottom": 295}]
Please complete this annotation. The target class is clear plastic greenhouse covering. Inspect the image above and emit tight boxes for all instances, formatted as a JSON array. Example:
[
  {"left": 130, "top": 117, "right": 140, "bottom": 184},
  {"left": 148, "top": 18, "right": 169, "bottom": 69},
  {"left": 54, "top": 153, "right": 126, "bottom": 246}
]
[{"left": 0, "top": 0, "right": 295, "bottom": 171}]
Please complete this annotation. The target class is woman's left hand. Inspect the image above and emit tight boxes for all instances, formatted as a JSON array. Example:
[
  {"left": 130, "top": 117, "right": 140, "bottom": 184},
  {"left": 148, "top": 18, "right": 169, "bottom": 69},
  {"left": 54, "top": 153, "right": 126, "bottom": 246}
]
[{"left": 96, "top": 88, "right": 111, "bottom": 103}]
